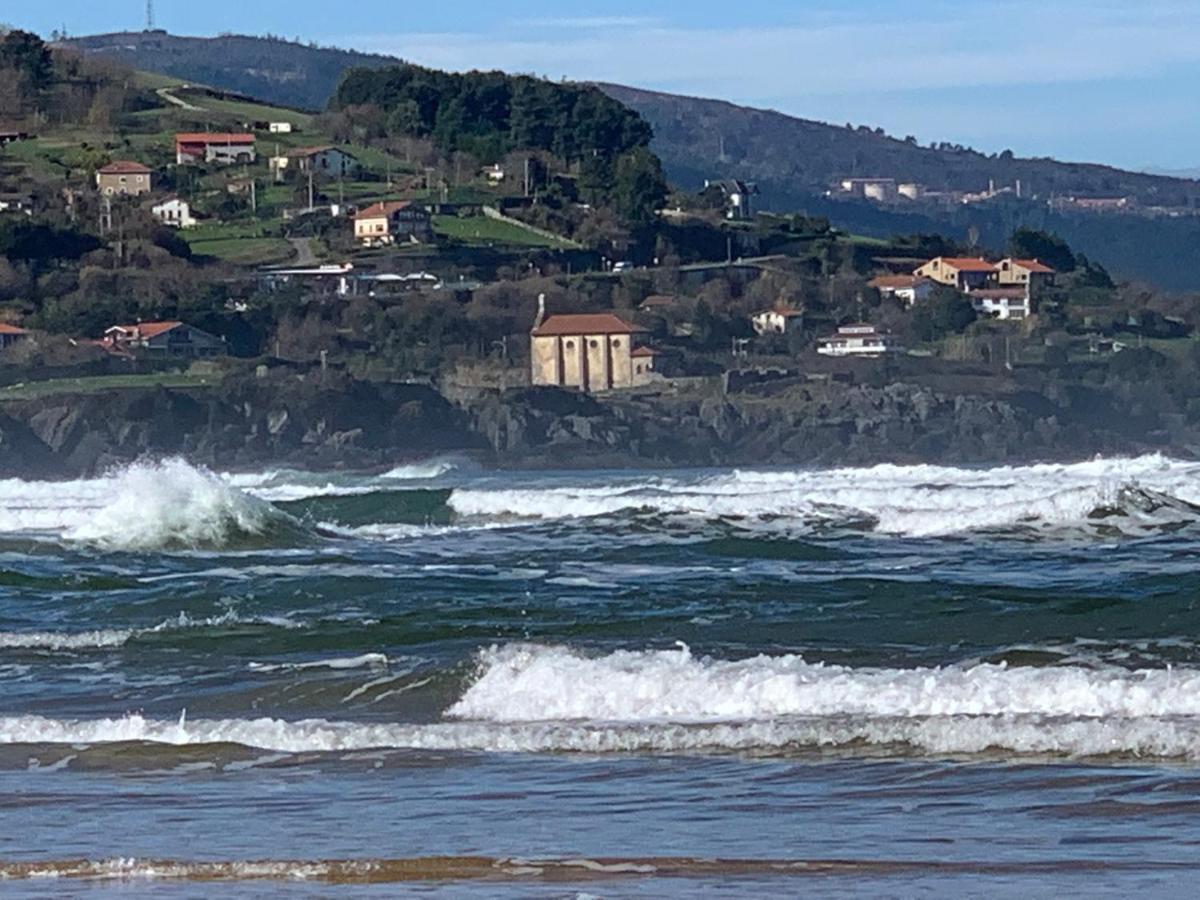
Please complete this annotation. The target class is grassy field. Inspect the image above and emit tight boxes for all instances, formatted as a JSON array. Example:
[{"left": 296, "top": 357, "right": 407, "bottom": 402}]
[
  {"left": 433, "top": 214, "right": 572, "bottom": 249},
  {"left": 188, "top": 237, "right": 294, "bottom": 265},
  {"left": 0, "top": 372, "right": 222, "bottom": 400}
]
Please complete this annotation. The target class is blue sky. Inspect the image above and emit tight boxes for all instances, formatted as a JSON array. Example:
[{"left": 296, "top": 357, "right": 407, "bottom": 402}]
[{"left": 9, "top": 0, "right": 1200, "bottom": 171}]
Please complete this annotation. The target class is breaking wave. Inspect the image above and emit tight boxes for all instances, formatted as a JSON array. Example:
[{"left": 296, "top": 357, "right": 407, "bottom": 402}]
[
  {"left": 447, "top": 455, "right": 1200, "bottom": 537},
  {"left": 8, "top": 644, "right": 1200, "bottom": 760},
  {"left": 0, "top": 459, "right": 306, "bottom": 551}
]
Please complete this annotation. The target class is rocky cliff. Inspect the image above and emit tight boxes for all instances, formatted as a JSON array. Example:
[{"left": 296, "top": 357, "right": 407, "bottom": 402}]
[{"left": 0, "top": 372, "right": 1186, "bottom": 479}]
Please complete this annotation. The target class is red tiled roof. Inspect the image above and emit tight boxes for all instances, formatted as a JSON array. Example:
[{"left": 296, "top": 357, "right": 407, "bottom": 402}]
[
  {"left": 937, "top": 258, "right": 997, "bottom": 272},
  {"left": 532, "top": 313, "right": 642, "bottom": 337},
  {"left": 631, "top": 346, "right": 658, "bottom": 357},
  {"left": 175, "top": 133, "right": 256, "bottom": 145},
  {"left": 98, "top": 160, "right": 151, "bottom": 175},
  {"left": 0, "top": 323, "right": 28, "bottom": 335},
  {"left": 108, "top": 321, "right": 183, "bottom": 339},
  {"left": 355, "top": 201, "right": 413, "bottom": 219},
  {"left": 1008, "top": 258, "right": 1056, "bottom": 274}
]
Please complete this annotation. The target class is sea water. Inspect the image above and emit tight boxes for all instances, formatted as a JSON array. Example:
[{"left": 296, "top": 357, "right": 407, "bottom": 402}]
[{"left": 1, "top": 456, "right": 1200, "bottom": 895}]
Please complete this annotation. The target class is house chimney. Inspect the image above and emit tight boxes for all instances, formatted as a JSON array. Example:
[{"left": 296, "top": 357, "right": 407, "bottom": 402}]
[{"left": 534, "top": 293, "right": 547, "bottom": 330}]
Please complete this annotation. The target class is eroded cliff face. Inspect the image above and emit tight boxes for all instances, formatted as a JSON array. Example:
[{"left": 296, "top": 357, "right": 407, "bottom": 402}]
[
  {"left": 0, "top": 374, "right": 1179, "bottom": 479},
  {"left": 0, "top": 374, "right": 483, "bottom": 477}
]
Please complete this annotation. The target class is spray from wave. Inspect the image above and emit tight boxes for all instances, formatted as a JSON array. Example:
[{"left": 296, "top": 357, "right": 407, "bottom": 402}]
[{"left": 0, "top": 459, "right": 307, "bottom": 551}]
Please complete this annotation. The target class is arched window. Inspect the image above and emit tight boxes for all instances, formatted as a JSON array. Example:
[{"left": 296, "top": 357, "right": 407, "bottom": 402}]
[
  {"left": 589, "top": 340, "right": 599, "bottom": 349},
  {"left": 564, "top": 340, "right": 575, "bottom": 350},
  {"left": 612, "top": 339, "right": 621, "bottom": 348}
]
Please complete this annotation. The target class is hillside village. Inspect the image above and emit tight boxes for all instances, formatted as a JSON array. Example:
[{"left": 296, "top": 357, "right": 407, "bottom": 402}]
[{"left": 4, "top": 27, "right": 1200, "bottom": 471}]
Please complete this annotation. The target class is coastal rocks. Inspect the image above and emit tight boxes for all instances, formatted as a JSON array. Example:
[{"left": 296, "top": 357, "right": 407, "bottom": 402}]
[{"left": 0, "top": 369, "right": 1192, "bottom": 478}]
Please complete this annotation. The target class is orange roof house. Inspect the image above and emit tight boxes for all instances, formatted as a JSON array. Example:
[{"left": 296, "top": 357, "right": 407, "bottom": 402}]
[
  {"left": 996, "top": 258, "right": 1057, "bottom": 287},
  {"left": 914, "top": 257, "right": 998, "bottom": 291},
  {"left": 102, "top": 321, "right": 226, "bottom": 358}
]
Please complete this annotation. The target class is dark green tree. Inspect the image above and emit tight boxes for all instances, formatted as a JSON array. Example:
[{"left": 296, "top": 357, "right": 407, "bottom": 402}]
[
  {"left": 1009, "top": 227, "right": 1077, "bottom": 273},
  {"left": 0, "top": 30, "right": 53, "bottom": 91},
  {"left": 612, "top": 148, "right": 668, "bottom": 227},
  {"left": 911, "top": 288, "right": 977, "bottom": 341}
]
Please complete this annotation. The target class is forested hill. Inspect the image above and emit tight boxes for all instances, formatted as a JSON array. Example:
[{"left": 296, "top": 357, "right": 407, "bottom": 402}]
[{"left": 62, "top": 31, "right": 397, "bottom": 110}]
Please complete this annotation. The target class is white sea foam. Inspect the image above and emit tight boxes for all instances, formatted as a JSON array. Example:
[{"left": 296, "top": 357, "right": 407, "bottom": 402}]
[
  {"left": 1, "top": 710, "right": 1199, "bottom": 760},
  {"left": 0, "top": 459, "right": 287, "bottom": 550},
  {"left": 0, "top": 611, "right": 295, "bottom": 652},
  {"left": 447, "top": 455, "right": 1200, "bottom": 536},
  {"left": 448, "top": 644, "right": 1200, "bottom": 721},
  {"left": 6, "top": 645, "right": 1200, "bottom": 759},
  {"left": 248, "top": 653, "right": 390, "bottom": 673},
  {"left": 382, "top": 459, "right": 459, "bottom": 481}
]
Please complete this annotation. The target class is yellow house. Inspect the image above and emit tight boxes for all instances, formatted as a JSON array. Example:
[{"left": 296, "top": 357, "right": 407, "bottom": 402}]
[
  {"left": 995, "top": 258, "right": 1056, "bottom": 288},
  {"left": 95, "top": 161, "right": 153, "bottom": 197},
  {"left": 914, "top": 257, "right": 996, "bottom": 291},
  {"left": 353, "top": 201, "right": 432, "bottom": 246},
  {"left": 530, "top": 305, "right": 646, "bottom": 393}
]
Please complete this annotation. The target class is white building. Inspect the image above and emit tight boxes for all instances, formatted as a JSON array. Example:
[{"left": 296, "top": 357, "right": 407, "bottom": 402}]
[
  {"left": 970, "top": 288, "right": 1031, "bottom": 320},
  {"left": 751, "top": 307, "right": 805, "bottom": 335},
  {"left": 268, "top": 122, "right": 293, "bottom": 134},
  {"left": 151, "top": 197, "right": 198, "bottom": 229},
  {"left": 837, "top": 178, "right": 897, "bottom": 202},
  {"left": 817, "top": 324, "right": 903, "bottom": 357},
  {"left": 868, "top": 275, "right": 934, "bottom": 307},
  {"left": 269, "top": 146, "right": 358, "bottom": 181}
]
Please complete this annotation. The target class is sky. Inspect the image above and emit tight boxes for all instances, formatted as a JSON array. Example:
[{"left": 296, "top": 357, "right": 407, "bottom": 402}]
[{"left": 9, "top": 0, "right": 1200, "bottom": 171}]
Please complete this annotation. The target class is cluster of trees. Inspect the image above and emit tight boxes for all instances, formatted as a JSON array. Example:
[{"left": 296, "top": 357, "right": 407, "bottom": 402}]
[
  {"left": 330, "top": 65, "right": 668, "bottom": 229},
  {"left": 0, "top": 29, "right": 148, "bottom": 128},
  {"left": 333, "top": 65, "right": 652, "bottom": 163}
]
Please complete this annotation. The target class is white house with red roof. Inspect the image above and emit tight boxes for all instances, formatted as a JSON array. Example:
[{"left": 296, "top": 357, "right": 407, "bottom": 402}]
[
  {"left": 102, "top": 321, "right": 225, "bottom": 358},
  {"left": 175, "top": 133, "right": 256, "bottom": 165},
  {"left": 530, "top": 298, "right": 651, "bottom": 392}
]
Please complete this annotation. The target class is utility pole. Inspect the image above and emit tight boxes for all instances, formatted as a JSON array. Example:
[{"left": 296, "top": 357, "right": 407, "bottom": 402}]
[
  {"left": 250, "top": 177, "right": 257, "bottom": 215},
  {"left": 145, "top": 0, "right": 155, "bottom": 31},
  {"left": 308, "top": 168, "right": 314, "bottom": 211}
]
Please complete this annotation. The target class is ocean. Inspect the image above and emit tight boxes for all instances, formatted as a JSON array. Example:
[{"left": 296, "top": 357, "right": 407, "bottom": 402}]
[{"left": 1, "top": 455, "right": 1200, "bottom": 896}]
